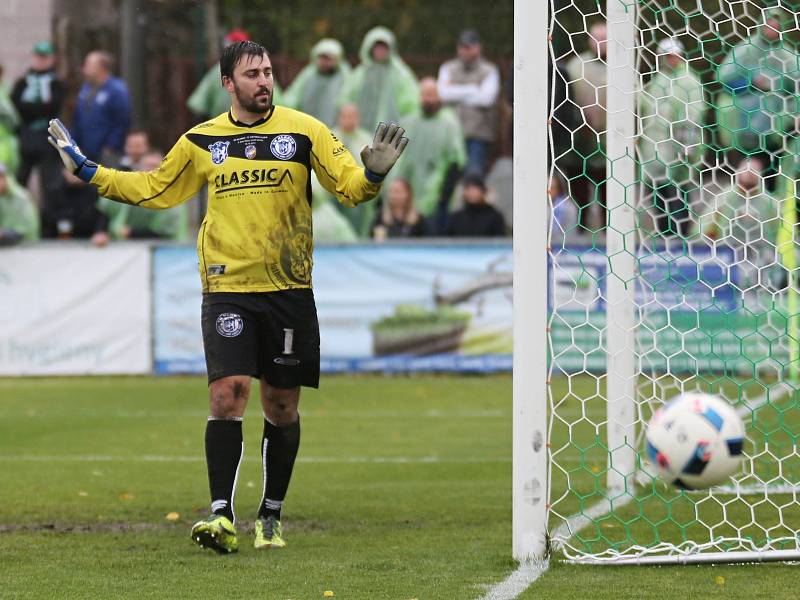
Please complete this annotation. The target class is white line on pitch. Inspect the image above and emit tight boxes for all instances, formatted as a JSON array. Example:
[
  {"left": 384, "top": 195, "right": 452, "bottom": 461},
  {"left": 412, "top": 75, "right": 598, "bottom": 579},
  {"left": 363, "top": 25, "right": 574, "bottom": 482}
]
[
  {"left": 736, "top": 382, "right": 794, "bottom": 420},
  {"left": 0, "top": 409, "right": 509, "bottom": 419},
  {"left": 551, "top": 494, "right": 634, "bottom": 550},
  {"left": 477, "top": 489, "right": 635, "bottom": 600},
  {"left": 0, "top": 454, "right": 513, "bottom": 464},
  {"left": 476, "top": 560, "right": 550, "bottom": 600}
]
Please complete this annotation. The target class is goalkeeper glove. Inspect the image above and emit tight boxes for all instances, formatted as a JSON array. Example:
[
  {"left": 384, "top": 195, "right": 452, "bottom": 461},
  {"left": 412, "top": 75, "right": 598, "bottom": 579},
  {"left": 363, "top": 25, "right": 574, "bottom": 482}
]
[
  {"left": 47, "top": 118, "right": 98, "bottom": 182},
  {"left": 361, "top": 121, "right": 409, "bottom": 183}
]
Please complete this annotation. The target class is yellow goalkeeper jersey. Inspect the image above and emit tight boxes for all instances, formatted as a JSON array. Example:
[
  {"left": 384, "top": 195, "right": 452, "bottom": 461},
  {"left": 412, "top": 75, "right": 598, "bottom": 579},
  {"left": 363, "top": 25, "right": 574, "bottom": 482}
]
[{"left": 91, "top": 106, "right": 381, "bottom": 292}]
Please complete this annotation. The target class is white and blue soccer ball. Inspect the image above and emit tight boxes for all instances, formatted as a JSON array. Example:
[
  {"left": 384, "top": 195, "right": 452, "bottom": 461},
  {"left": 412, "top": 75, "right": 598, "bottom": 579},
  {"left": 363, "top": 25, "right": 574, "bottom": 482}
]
[{"left": 645, "top": 392, "right": 745, "bottom": 490}]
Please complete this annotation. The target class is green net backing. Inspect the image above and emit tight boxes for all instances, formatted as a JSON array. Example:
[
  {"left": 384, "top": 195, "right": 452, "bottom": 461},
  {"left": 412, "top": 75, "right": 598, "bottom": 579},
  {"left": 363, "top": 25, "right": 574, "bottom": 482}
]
[{"left": 549, "top": 0, "right": 800, "bottom": 562}]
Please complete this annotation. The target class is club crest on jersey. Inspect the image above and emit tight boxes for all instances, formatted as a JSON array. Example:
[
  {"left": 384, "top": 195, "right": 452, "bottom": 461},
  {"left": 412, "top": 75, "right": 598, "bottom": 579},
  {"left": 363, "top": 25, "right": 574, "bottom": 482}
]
[
  {"left": 208, "top": 141, "right": 230, "bottom": 165},
  {"left": 270, "top": 135, "right": 297, "bottom": 160},
  {"left": 216, "top": 312, "right": 243, "bottom": 337},
  {"left": 245, "top": 144, "right": 257, "bottom": 160}
]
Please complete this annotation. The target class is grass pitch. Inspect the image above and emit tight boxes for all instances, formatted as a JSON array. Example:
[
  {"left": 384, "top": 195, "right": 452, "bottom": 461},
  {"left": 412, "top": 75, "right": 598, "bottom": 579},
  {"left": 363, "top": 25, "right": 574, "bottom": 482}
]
[{"left": 0, "top": 375, "right": 797, "bottom": 599}]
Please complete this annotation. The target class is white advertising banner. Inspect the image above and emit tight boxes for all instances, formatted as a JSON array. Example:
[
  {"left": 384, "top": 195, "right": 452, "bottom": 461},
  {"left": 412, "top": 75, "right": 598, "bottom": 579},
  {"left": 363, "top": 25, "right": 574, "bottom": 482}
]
[{"left": 0, "top": 244, "right": 152, "bottom": 375}]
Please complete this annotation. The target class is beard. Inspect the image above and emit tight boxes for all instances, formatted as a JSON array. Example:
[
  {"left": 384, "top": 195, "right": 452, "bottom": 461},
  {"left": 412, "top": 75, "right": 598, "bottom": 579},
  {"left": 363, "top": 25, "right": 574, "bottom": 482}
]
[
  {"left": 233, "top": 81, "right": 272, "bottom": 115},
  {"left": 422, "top": 101, "right": 441, "bottom": 116}
]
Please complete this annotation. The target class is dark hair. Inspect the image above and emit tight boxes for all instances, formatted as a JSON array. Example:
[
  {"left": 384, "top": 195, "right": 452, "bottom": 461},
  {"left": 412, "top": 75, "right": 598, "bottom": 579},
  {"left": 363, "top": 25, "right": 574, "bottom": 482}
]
[
  {"left": 220, "top": 41, "right": 269, "bottom": 79},
  {"left": 126, "top": 129, "right": 149, "bottom": 141}
]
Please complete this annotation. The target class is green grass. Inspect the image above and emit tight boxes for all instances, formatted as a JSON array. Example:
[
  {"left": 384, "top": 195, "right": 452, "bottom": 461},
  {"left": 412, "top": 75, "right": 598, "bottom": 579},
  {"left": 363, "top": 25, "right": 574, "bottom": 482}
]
[{"left": 0, "top": 375, "right": 798, "bottom": 599}]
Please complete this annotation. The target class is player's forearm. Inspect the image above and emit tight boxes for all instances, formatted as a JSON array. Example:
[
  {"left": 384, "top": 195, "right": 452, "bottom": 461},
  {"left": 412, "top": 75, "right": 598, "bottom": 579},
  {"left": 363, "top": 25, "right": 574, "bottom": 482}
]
[
  {"left": 91, "top": 166, "right": 182, "bottom": 209},
  {"left": 337, "top": 169, "right": 383, "bottom": 207}
]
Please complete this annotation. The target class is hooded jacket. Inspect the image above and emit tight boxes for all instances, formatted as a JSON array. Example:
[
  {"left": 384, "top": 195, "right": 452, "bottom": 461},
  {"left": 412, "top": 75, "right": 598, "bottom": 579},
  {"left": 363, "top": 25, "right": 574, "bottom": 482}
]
[
  {"left": 341, "top": 26, "right": 419, "bottom": 130},
  {"left": 0, "top": 174, "right": 39, "bottom": 242},
  {"left": 638, "top": 59, "right": 705, "bottom": 185},
  {"left": 716, "top": 22, "right": 800, "bottom": 153},
  {"left": 284, "top": 38, "right": 351, "bottom": 128}
]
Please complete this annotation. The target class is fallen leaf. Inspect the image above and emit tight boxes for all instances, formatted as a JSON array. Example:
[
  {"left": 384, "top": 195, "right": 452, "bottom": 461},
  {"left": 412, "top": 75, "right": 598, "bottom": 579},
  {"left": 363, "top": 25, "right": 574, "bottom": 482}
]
[
  {"left": 78, "top": 491, "right": 88, "bottom": 497},
  {"left": 118, "top": 492, "right": 134, "bottom": 501},
  {"left": 716, "top": 576, "right": 725, "bottom": 585}
]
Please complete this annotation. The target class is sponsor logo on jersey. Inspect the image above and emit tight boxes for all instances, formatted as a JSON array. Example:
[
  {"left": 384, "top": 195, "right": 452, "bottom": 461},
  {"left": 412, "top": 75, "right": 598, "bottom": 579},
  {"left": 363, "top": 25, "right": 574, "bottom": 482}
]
[
  {"left": 208, "top": 141, "right": 230, "bottom": 165},
  {"left": 245, "top": 144, "right": 257, "bottom": 159},
  {"left": 214, "top": 168, "right": 293, "bottom": 191},
  {"left": 215, "top": 312, "right": 243, "bottom": 337},
  {"left": 207, "top": 264, "right": 226, "bottom": 276},
  {"left": 270, "top": 134, "right": 297, "bottom": 160}
]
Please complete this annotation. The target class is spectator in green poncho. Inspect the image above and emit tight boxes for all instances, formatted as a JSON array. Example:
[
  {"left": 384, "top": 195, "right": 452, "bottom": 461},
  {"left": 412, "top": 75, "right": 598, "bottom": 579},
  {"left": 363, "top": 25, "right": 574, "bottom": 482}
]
[
  {"left": 694, "top": 156, "right": 779, "bottom": 250},
  {"left": 187, "top": 29, "right": 283, "bottom": 120},
  {"left": 716, "top": 9, "right": 800, "bottom": 158},
  {"left": 639, "top": 38, "right": 706, "bottom": 237},
  {"left": 284, "top": 38, "right": 351, "bottom": 128},
  {"left": 0, "top": 162, "right": 38, "bottom": 245},
  {"left": 391, "top": 77, "right": 465, "bottom": 233},
  {"left": 340, "top": 26, "right": 419, "bottom": 130},
  {"left": 101, "top": 151, "right": 188, "bottom": 241},
  {"left": 0, "top": 67, "right": 20, "bottom": 176}
]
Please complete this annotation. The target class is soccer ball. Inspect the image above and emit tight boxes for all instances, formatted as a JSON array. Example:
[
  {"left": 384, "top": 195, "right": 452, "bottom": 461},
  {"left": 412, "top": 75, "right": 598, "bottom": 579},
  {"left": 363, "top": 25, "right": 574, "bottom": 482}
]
[{"left": 645, "top": 392, "right": 745, "bottom": 490}]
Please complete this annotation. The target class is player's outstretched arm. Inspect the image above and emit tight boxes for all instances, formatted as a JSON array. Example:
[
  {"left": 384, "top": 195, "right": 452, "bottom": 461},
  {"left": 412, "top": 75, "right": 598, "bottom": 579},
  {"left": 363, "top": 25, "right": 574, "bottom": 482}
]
[
  {"left": 360, "top": 121, "right": 410, "bottom": 183},
  {"left": 48, "top": 118, "right": 202, "bottom": 209}
]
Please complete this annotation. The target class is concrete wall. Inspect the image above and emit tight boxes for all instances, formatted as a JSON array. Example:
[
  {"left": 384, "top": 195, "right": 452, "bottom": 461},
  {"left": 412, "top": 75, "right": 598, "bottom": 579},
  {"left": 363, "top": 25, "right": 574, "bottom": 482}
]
[{"left": 0, "top": 0, "right": 53, "bottom": 85}]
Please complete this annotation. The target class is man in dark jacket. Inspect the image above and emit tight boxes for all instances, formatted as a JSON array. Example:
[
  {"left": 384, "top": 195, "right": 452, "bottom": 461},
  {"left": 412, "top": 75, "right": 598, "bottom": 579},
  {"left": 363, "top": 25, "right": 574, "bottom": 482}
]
[
  {"left": 11, "top": 41, "right": 66, "bottom": 206},
  {"left": 72, "top": 51, "right": 131, "bottom": 163},
  {"left": 447, "top": 174, "right": 506, "bottom": 236}
]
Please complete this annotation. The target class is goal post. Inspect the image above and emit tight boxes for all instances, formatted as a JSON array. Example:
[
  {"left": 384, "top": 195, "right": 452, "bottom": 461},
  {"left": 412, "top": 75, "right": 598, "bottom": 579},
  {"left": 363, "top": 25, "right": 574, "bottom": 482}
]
[
  {"left": 604, "top": 0, "right": 638, "bottom": 497},
  {"left": 513, "top": 0, "right": 800, "bottom": 566},
  {"left": 511, "top": 0, "right": 550, "bottom": 561}
]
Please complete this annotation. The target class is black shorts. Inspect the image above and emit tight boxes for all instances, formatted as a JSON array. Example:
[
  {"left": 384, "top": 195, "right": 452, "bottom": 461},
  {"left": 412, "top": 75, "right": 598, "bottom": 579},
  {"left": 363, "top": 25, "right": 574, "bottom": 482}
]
[{"left": 201, "top": 289, "right": 320, "bottom": 388}]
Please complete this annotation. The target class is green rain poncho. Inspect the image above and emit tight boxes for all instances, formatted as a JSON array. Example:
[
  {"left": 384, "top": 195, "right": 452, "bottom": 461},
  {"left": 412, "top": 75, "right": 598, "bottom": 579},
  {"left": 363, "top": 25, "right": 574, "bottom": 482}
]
[
  {"left": 638, "top": 58, "right": 705, "bottom": 188},
  {"left": 391, "top": 106, "right": 465, "bottom": 217},
  {"left": 0, "top": 174, "right": 39, "bottom": 242},
  {"left": 284, "top": 39, "right": 351, "bottom": 128},
  {"left": 716, "top": 14, "right": 800, "bottom": 155},
  {"left": 310, "top": 174, "right": 358, "bottom": 243},
  {"left": 187, "top": 65, "right": 284, "bottom": 119},
  {"left": 694, "top": 182, "right": 781, "bottom": 288},
  {"left": 99, "top": 198, "right": 188, "bottom": 241},
  {"left": 0, "top": 84, "right": 20, "bottom": 175},
  {"left": 341, "top": 26, "right": 419, "bottom": 130}
]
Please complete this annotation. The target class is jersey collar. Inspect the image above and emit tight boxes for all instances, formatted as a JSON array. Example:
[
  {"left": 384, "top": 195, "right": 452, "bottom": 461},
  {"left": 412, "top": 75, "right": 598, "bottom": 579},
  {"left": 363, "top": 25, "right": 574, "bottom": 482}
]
[{"left": 228, "top": 105, "right": 275, "bottom": 128}]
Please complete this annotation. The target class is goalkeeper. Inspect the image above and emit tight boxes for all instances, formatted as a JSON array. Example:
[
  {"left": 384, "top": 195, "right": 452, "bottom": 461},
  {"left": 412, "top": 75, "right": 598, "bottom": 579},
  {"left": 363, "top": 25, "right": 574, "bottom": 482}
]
[{"left": 48, "top": 40, "right": 408, "bottom": 554}]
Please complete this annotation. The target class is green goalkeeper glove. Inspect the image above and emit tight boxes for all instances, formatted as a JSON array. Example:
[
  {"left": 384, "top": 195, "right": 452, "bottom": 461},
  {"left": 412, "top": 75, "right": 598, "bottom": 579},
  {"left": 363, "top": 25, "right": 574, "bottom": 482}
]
[{"left": 361, "top": 121, "right": 409, "bottom": 183}]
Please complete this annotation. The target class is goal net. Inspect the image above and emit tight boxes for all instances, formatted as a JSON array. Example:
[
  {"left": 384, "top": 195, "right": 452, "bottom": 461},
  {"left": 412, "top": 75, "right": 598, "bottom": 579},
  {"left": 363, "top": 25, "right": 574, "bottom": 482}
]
[{"left": 543, "top": 0, "right": 800, "bottom": 564}]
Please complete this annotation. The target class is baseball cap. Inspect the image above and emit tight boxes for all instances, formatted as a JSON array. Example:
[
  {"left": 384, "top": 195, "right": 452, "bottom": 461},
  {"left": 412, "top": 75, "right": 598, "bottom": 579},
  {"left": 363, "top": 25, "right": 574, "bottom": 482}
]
[
  {"left": 224, "top": 29, "right": 250, "bottom": 44},
  {"left": 458, "top": 29, "right": 481, "bottom": 46},
  {"left": 656, "top": 38, "right": 685, "bottom": 56},
  {"left": 33, "top": 41, "right": 54, "bottom": 56}
]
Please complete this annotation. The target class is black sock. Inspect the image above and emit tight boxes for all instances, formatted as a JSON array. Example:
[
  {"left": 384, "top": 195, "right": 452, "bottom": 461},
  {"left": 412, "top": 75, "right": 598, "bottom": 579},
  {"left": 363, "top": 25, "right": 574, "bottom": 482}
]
[
  {"left": 258, "top": 417, "right": 301, "bottom": 520},
  {"left": 205, "top": 418, "right": 243, "bottom": 523}
]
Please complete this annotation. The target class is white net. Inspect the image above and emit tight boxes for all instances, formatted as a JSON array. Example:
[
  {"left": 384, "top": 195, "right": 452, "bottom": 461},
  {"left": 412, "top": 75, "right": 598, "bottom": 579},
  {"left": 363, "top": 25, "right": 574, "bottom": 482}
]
[{"left": 547, "top": 0, "right": 800, "bottom": 563}]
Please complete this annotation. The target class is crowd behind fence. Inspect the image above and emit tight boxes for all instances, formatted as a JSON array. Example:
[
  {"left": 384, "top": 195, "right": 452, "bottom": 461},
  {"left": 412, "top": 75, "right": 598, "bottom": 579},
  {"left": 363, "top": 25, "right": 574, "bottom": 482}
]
[
  {"left": 0, "top": 21, "right": 514, "bottom": 249},
  {"left": 551, "top": 4, "right": 800, "bottom": 287}
]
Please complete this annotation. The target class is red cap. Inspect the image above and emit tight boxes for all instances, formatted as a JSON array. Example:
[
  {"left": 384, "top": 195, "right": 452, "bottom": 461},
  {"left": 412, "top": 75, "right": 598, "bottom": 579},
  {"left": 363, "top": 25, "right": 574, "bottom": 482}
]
[{"left": 225, "top": 29, "right": 250, "bottom": 43}]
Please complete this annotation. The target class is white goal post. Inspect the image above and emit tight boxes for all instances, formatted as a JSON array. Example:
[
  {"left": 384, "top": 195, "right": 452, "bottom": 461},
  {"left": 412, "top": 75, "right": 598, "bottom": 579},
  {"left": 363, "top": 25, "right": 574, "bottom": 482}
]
[{"left": 514, "top": 0, "right": 800, "bottom": 565}]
